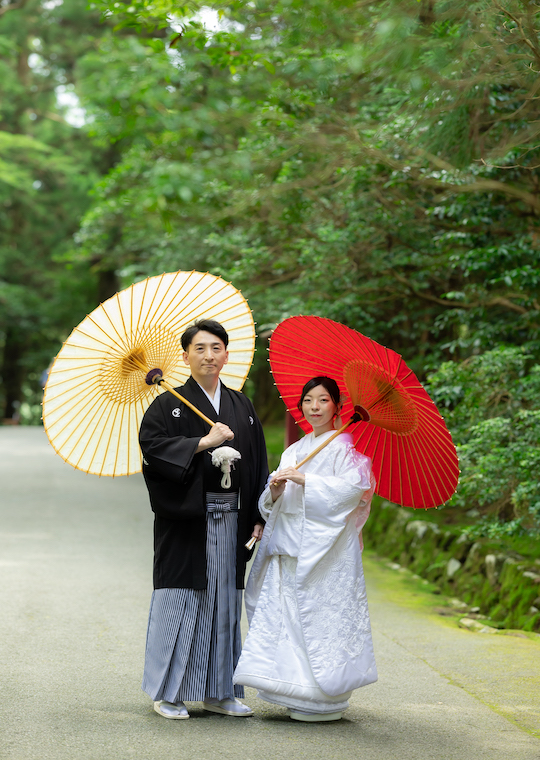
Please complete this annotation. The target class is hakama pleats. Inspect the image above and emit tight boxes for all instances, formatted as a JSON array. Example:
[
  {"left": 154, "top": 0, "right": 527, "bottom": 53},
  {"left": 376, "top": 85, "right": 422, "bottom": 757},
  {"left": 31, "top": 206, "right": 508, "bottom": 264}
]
[{"left": 142, "top": 511, "right": 244, "bottom": 702}]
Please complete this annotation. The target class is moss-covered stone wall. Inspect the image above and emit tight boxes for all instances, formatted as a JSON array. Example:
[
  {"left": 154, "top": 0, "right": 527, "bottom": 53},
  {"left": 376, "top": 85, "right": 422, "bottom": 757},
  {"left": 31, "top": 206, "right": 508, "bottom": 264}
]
[{"left": 364, "top": 501, "right": 540, "bottom": 632}]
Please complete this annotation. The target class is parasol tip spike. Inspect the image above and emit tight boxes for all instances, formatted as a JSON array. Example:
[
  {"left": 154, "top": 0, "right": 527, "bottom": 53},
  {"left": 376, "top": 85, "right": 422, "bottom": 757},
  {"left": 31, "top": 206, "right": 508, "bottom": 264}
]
[{"left": 145, "top": 368, "right": 164, "bottom": 386}]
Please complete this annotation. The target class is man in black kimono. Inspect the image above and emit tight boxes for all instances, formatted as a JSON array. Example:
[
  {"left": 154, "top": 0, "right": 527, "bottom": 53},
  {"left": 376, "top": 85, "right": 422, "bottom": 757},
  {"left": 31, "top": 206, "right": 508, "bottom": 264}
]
[{"left": 139, "top": 319, "right": 268, "bottom": 719}]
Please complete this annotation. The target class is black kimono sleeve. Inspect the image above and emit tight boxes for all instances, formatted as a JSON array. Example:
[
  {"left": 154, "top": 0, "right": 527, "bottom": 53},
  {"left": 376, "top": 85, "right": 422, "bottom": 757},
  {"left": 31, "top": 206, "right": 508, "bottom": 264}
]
[
  {"left": 139, "top": 395, "right": 209, "bottom": 521},
  {"left": 250, "top": 402, "right": 269, "bottom": 526},
  {"left": 139, "top": 397, "right": 200, "bottom": 485}
]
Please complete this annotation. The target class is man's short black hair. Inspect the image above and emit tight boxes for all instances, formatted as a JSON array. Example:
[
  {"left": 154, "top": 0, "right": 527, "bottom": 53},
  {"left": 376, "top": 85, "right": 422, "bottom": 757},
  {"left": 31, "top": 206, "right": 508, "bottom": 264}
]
[{"left": 181, "top": 319, "right": 229, "bottom": 351}]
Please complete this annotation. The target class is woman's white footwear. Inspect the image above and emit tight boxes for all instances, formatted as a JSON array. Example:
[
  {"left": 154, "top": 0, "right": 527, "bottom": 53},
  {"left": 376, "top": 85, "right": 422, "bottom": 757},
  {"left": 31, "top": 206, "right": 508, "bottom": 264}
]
[
  {"left": 202, "top": 697, "right": 253, "bottom": 716},
  {"left": 153, "top": 700, "right": 190, "bottom": 719},
  {"left": 289, "top": 710, "right": 342, "bottom": 722}
]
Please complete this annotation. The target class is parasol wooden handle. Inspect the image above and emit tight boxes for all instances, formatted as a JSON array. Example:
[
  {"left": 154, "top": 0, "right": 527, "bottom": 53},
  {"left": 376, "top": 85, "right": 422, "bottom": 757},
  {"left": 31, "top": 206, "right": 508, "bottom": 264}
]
[
  {"left": 158, "top": 378, "right": 215, "bottom": 427},
  {"left": 138, "top": 361, "right": 215, "bottom": 428},
  {"left": 293, "top": 411, "right": 362, "bottom": 471}
]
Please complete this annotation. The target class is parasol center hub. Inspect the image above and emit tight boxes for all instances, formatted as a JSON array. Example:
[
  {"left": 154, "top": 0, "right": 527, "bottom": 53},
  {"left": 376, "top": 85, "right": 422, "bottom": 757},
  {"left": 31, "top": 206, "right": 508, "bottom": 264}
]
[
  {"left": 145, "top": 367, "right": 164, "bottom": 386},
  {"left": 344, "top": 359, "right": 418, "bottom": 434},
  {"left": 121, "top": 348, "right": 147, "bottom": 376},
  {"left": 354, "top": 404, "right": 371, "bottom": 422}
]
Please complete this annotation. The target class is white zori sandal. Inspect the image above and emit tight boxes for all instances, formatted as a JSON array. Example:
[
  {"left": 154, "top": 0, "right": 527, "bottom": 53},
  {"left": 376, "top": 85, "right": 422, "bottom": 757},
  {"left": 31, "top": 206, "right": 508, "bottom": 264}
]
[
  {"left": 203, "top": 697, "right": 253, "bottom": 716},
  {"left": 153, "top": 700, "right": 189, "bottom": 719}
]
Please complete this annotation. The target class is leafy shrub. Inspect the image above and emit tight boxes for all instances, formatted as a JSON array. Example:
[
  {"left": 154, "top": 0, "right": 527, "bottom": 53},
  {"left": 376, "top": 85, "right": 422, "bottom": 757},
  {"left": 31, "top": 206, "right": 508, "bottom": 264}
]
[{"left": 427, "top": 348, "right": 540, "bottom": 536}]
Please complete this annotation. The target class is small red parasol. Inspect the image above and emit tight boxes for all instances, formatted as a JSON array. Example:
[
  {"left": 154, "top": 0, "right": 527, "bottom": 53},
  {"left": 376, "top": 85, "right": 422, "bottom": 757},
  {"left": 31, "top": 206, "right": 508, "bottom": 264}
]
[{"left": 269, "top": 315, "right": 459, "bottom": 509}]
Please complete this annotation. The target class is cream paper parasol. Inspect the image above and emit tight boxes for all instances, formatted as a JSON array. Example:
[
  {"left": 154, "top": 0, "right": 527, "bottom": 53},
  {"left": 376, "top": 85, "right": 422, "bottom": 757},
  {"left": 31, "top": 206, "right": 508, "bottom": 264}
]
[{"left": 42, "top": 270, "right": 255, "bottom": 476}]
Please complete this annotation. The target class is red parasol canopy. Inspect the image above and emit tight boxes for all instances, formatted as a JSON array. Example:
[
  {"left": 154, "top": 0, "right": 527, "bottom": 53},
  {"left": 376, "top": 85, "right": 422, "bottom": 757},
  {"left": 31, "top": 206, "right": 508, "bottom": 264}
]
[{"left": 269, "top": 315, "right": 459, "bottom": 508}]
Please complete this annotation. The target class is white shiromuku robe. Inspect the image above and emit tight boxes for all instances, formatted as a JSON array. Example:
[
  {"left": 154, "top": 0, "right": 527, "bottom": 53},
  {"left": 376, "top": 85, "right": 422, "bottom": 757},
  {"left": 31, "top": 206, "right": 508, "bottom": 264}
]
[{"left": 233, "top": 430, "right": 378, "bottom": 714}]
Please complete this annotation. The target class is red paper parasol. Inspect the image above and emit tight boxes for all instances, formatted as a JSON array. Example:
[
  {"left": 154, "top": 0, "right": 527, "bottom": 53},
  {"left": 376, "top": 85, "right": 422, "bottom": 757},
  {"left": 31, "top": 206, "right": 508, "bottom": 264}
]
[{"left": 269, "top": 315, "right": 459, "bottom": 508}]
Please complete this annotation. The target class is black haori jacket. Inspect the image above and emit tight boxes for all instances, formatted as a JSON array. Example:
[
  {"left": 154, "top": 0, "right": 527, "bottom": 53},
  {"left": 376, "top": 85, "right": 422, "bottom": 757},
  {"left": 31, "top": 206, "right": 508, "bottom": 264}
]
[{"left": 139, "top": 376, "right": 269, "bottom": 590}]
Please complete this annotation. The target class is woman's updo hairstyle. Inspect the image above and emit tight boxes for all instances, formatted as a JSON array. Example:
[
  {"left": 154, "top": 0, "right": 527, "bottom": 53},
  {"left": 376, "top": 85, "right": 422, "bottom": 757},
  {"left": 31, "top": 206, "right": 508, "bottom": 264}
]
[{"left": 297, "top": 376, "right": 341, "bottom": 412}]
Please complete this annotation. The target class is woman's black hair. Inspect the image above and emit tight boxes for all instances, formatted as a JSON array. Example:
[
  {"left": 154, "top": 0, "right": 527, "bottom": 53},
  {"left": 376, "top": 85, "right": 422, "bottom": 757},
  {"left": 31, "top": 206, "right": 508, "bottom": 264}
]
[
  {"left": 297, "top": 376, "right": 341, "bottom": 411},
  {"left": 181, "top": 319, "right": 229, "bottom": 350}
]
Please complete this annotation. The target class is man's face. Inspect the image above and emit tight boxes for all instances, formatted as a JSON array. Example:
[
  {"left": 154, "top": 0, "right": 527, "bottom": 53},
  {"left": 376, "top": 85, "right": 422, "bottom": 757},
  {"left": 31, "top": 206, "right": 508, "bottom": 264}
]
[{"left": 183, "top": 330, "right": 229, "bottom": 385}]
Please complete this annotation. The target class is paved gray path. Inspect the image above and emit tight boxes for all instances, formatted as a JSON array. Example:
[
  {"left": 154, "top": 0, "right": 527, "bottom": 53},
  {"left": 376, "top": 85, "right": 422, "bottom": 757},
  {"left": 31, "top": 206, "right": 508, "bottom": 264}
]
[{"left": 1, "top": 427, "right": 539, "bottom": 760}]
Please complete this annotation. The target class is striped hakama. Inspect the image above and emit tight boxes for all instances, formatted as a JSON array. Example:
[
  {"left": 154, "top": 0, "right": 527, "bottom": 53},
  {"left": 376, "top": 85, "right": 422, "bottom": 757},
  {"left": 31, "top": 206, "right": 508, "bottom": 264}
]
[{"left": 142, "top": 503, "right": 244, "bottom": 702}]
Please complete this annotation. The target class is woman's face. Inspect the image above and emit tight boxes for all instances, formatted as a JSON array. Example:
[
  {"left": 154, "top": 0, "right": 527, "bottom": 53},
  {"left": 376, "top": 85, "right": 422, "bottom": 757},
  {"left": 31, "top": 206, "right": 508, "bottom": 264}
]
[{"left": 301, "top": 384, "right": 338, "bottom": 435}]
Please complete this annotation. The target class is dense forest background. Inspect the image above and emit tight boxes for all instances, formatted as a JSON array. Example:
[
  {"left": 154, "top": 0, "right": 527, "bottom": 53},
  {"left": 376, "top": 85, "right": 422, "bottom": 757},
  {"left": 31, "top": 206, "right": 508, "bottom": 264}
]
[{"left": 1, "top": 0, "right": 539, "bottom": 536}]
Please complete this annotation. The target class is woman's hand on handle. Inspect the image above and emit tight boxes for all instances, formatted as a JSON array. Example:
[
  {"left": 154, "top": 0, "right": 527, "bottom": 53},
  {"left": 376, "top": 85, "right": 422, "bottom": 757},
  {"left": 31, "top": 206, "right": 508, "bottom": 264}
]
[
  {"left": 270, "top": 466, "right": 306, "bottom": 501},
  {"left": 269, "top": 478, "right": 286, "bottom": 502}
]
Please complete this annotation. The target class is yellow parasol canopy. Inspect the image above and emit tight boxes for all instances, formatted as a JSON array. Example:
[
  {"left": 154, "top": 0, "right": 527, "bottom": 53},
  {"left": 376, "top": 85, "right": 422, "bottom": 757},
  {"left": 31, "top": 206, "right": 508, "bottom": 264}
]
[{"left": 42, "top": 270, "right": 255, "bottom": 476}]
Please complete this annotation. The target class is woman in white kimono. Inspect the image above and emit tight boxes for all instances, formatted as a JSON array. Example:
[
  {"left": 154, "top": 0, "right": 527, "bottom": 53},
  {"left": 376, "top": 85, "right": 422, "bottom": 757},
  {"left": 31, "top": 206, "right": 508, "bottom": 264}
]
[{"left": 234, "top": 376, "right": 377, "bottom": 722}]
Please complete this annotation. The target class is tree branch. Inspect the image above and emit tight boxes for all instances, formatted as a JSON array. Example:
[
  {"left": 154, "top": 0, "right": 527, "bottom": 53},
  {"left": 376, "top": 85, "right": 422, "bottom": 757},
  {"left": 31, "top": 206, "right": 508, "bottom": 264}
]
[
  {"left": 427, "top": 179, "right": 540, "bottom": 213},
  {"left": 389, "top": 270, "right": 531, "bottom": 315},
  {"left": 494, "top": 2, "right": 540, "bottom": 68},
  {"left": 255, "top": 269, "right": 303, "bottom": 287},
  {"left": 0, "top": 2, "right": 22, "bottom": 17}
]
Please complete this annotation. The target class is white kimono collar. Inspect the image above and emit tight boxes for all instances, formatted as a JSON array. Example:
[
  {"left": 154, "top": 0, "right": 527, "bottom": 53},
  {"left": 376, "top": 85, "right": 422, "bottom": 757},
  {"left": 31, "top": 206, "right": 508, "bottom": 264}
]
[
  {"left": 196, "top": 379, "right": 221, "bottom": 414},
  {"left": 296, "top": 429, "right": 342, "bottom": 459}
]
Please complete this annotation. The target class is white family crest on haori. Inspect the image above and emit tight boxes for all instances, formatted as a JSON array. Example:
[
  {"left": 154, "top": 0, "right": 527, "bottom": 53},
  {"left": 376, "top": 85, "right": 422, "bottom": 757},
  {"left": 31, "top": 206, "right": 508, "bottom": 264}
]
[
  {"left": 42, "top": 270, "right": 255, "bottom": 477},
  {"left": 211, "top": 446, "right": 242, "bottom": 489}
]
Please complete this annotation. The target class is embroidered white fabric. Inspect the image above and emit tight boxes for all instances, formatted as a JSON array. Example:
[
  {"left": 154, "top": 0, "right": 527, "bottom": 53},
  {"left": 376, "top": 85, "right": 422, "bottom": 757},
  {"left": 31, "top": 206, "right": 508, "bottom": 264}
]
[{"left": 234, "top": 431, "right": 378, "bottom": 709}]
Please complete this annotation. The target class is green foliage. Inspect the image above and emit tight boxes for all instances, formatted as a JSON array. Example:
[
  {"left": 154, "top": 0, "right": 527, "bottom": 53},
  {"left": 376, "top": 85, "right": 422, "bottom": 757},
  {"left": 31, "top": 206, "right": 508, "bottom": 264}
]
[
  {"left": 0, "top": 131, "right": 52, "bottom": 190},
  {"left": 0, "top": 0, "right": 117, "bottom": 420},
  {"left": 427, "top": 347, "right": 540, "bottom": 433},
  {"left": 2, "top": 0, "right": 539, "bottom": 566},
  {"left": 262, "top": 422, "right": 286, "bottom": 472},
  {"left": 71, "top": 0, "right": 540, "bottom": 378},
  {"left": 428, "top": 348, "right": 540, "bottom": 534}
]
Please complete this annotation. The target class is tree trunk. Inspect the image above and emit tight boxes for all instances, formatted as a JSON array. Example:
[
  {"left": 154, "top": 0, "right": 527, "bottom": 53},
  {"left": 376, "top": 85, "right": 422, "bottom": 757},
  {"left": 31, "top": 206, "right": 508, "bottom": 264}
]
[
  {"left": 251, "top": 335, "right": 282, "bottom": 423},
  {"left": 1, "top": 327, "right": 24, "bottom": 422},
  {"left": 97, "top": 267, "right": 120, "bottom": 304}
]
